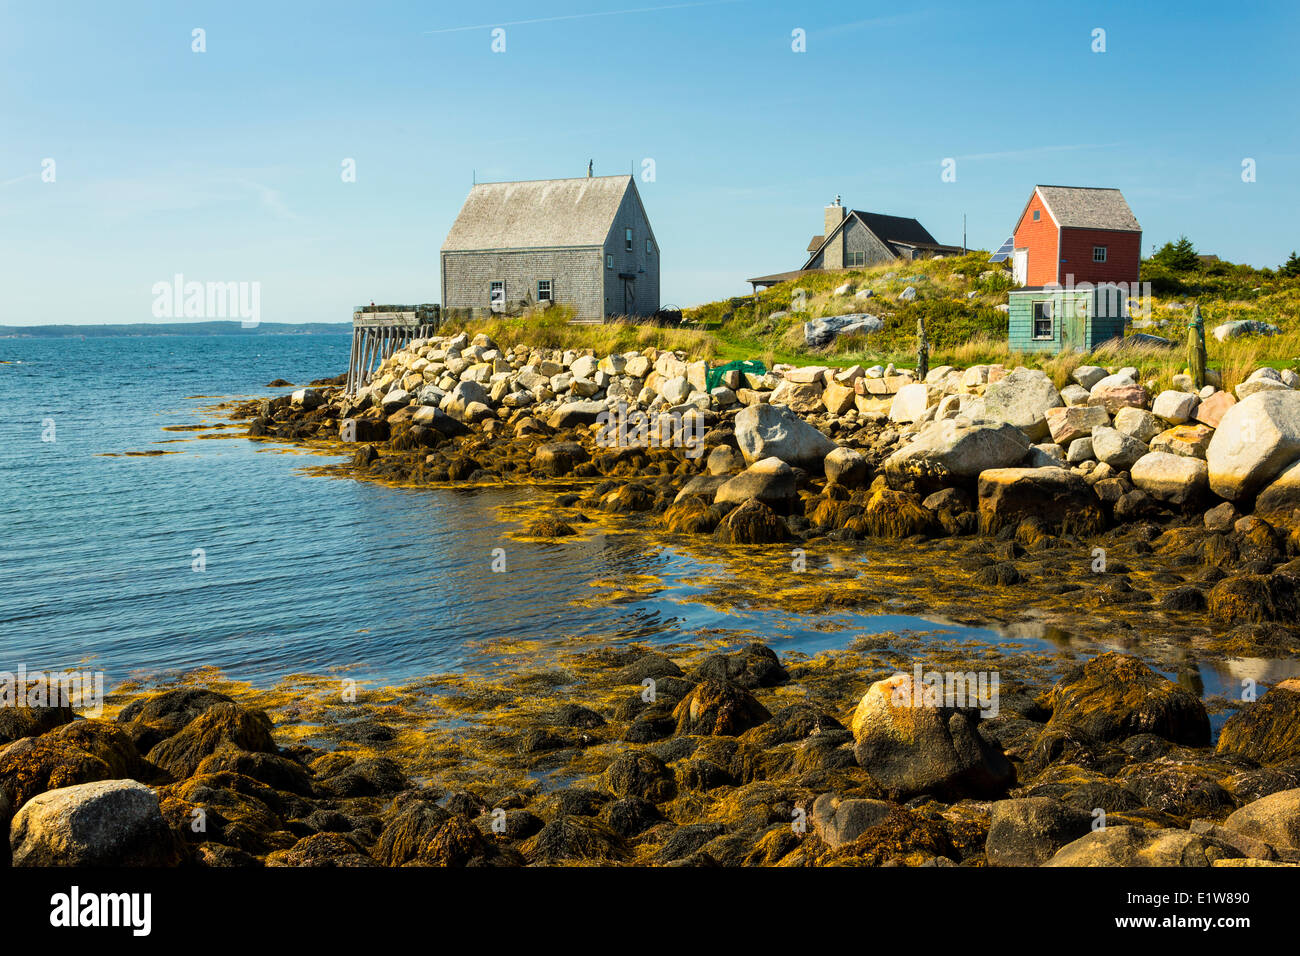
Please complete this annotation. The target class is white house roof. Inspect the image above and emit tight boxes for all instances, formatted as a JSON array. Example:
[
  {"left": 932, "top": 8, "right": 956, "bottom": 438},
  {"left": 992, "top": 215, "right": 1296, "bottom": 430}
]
[
  {"left": 442, "top": 175, "right": 635, "bottom": 251},
  {"left": 1035, "top": 186, "right": 1141, "bottom": 232}
]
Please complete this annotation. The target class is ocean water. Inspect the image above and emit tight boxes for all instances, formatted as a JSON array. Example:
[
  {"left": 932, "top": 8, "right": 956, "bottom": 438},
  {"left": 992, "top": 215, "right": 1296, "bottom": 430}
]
[
  {"left": 0, "top": 334, "right": 1292, "bottom": 722},
  {"left": 0, "top": 333, "right": 947, "bottom": 689}
]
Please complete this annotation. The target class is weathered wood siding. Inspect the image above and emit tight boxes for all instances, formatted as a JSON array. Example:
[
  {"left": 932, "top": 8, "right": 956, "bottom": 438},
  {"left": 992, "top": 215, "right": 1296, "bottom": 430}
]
[{"left": 440, "top": 247, "right": 604, "bottom": 320}]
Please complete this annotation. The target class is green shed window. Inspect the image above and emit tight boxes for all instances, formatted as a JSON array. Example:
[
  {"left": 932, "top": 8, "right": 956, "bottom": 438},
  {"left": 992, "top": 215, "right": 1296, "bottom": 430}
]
[{"left": 1033, "top": 301, "right": 1054, "bottom": 339}]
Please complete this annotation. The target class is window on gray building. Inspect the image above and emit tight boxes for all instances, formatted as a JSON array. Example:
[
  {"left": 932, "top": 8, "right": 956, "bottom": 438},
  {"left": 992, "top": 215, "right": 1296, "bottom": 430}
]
[
  {"left": 490, "top": 281, "right": 505, "bottom": 305},
  {"left": 846, "top": 251, "right": 865, "bottom": 266},
  {"left": 625, "top": 228, "right": 632, "bottom": 252},
  {"left": 645, "top": 238, "right": 652, "bottom": 255},
  {"left": 606, "top": 254, "right": 614, "bottom": 269},
  {"left": 537, "top": 280, "right": 552, "bottom": 302}
]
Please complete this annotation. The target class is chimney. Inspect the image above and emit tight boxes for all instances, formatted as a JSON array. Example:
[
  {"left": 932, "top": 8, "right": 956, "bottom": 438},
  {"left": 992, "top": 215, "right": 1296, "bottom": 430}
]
[{"left": 823, "top": 197, "right": 846, "bottom": 270}]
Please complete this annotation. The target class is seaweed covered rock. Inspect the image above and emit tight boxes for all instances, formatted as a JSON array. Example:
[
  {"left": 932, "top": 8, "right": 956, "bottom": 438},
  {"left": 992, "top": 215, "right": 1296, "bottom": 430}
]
[
  {"left": 692, "top": 643, "right": 788, "bottom": 689},
  {"left": 1216, "top": 679, "right": 1300, "bottom": 766},
  {"left": 117, "top": 688, "right": 235, "bottom": 752},
  {"left": 146, "top": 703, "right": 277, "bottom": 780},
  {"left": 712, "top": 498, "right": 790, "bottom": 544},
  {"left": 267, "top": 832, "right": 377, "bottom": 867},
  {"left": 661, "top": 496, "right": 722, "bottom": 534},
  {"left": 1206, "top": 574, "right": 1299, "bottom": 624},
  {"left": 604, "top": 750, "right": 677, "bottom": 803},
  {"left": 1045, "top": 653, "right": 1210, "bottom": 746},
  {"left": 977, "top": 467, "right": 1105, "bottom": 536},
  {"left": 0, "top": 692, "right": 74, "bottom": 745},
  {"left": 810, "top": 793, "right": 895, "bottom": 849},
  {"left": 534, "top": 441, "right": 590, "bottom": 477},
  {"left": 521, "top": 815, "right": 628, "bottom": 864},
  {"left": 10, "top": 779, "right": 183, "bottom": 867},
  {"left": 849, "top": 672, "right": 1014, "bottom": 801},
  {"left": 672, "top": 679, "right": 771, "bottom": 736},
  {"left": 858, "top": 485, "right": 933, "bottom": 538},
  {"left": 985, "top": 797, "right": 1094, "bottom": 866},
  {"left": 0, "top": 720, "right": 148, "bottom": 809}
]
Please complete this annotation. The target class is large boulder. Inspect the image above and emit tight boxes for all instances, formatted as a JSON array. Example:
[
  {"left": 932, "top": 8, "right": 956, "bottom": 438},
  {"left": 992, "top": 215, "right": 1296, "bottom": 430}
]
[
  {"left": 977, "top": 467, "right": 1105, "bottom": 535},
  {"left": 986, "top": 797, "right": 1094, "bottom": 866},
  {"left": 1206, "top": 391, "right": 1300, "bottom": 500},
  {"left": 824, "top": 446, "right": 868, "bottom": 486},
  {"left": 11, "top": 779, "right": 182, "bottom": 866},
  {"left": 1222, "top": 789, "right": 1300, "bottom": 851},
  {"left": 1213, "top": 320, "right": 1281, "bottom": 342},
  {"left": 0, "top": 720, "right": 147, "bottom": 810},
  {"left": 534, "top": 441, "right": 590, "bottom": 477},
  {"left": 810, "top": 793, "right": 894, "bottom": 849},
  {"left": 714, "top": 458, "right": 797, "bottom": 510},
  {"left": 1130, "top": 451, "right": 1209, "bottom": 505},
  {"left": 1045, "top": 826, "right": 1242, "bottom": 866},
  {"left": 1088, "top": 375, "right": 1149, "bottom": 414},
  {"left": 1150, "top": 423, "right": 1214, "bottom": 459},
  {"left": 769, "top": 379, "right": 825, "bottom": 414},
  {"left": 1045, "top": 653, "right": 1210, "bottom": 746},
  {"left": 1152, "top": 389, "right": 1199, "bottom": 424},
  {"left": 849, "top": 672, "right": 1014, "bottom": 801},
  {"left": 734, "top": 403, "right": 836, "bottom": 467},
  {"left": 547, "top": 400, "right": 607, "bottom": 430},
  {"left": 1045, "top": 405, "right": 1109, "bottom": 445},
  {"left": 981, "top": 368, "right": 1063, "bottom": 441},
  {"left": 888, "top": 383, "right": 932, "bottom": 424},
  {"left": 1215, "top": 678, "right": 1300, "bottom": 766},
  {"left": 1091, "top": 426, "right": 1148, "bottom": 470},
  {"left": 440, "top": 380, "right": 490, "bottom": 420},
  {"left": 1256, "top": 459, "right": 1300, "bottom": 519},
  {"left": 884, "top": 417, "right": 1031, "bottom": 484}
]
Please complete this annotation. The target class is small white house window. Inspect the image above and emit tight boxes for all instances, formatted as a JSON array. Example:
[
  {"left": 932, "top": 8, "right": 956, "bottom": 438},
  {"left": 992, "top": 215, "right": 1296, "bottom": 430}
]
[
  {"left": 624, "top": 228, "right": 633, "bottom": 252},
  {"left": 489, "top": 281, "right": 504, "bottom": 302},
  {"left": 1033, "top": 301, "right": 1054, "bottom": 339},
  {"left": 606, "top": 254, "right": 614, "bottom": 269},
  {"left": 1093, "top": 246, "right": 1108, "bottom": 262},
  {"left": 1032, "top": 209, "right": 1040, "bottom": 221},
  {"left": 537, "top": 280, "right": 552, "bottom": 302}
]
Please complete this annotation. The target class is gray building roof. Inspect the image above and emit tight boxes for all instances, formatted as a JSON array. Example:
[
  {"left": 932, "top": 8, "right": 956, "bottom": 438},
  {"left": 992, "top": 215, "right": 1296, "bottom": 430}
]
[
  {"left": 1035, "top": 186, "right": 1141, "bottom": 231},
  {"left": 442, "top": 175, "right": 634, "bottom": 251}
]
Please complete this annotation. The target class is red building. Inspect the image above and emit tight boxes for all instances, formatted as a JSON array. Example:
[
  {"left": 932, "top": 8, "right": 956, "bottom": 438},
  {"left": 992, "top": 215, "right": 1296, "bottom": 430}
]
[{"left": 1010, "top": 186, "right": 1142, "bottom": 287}]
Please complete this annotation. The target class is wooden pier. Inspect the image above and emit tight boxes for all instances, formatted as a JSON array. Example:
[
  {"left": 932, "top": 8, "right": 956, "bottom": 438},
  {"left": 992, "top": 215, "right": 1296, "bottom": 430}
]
[{"left": 346, "top": 304, "right": 441, "bottom": 394}]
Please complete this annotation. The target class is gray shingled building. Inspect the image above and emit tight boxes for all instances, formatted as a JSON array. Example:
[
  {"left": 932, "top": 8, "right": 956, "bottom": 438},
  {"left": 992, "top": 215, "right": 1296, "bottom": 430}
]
[{"left": 440, "top": 174, "right": 659, "bottom": 321}]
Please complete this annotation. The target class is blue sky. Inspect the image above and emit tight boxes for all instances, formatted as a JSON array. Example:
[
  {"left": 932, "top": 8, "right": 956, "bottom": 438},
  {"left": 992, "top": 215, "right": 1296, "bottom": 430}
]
[{"left": 2, "top": 0, "right": 1297, "bottom": 325}]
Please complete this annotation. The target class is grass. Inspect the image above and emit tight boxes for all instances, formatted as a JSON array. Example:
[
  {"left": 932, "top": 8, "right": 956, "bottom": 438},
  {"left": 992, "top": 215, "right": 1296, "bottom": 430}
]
[{"left": 436, "top": 253, "right": 1300, "bottom": 387}]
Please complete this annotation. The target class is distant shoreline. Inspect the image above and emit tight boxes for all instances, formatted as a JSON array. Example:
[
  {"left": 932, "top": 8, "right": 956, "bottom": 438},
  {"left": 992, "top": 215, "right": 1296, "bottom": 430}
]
[{"left": 0, "top": 321, "right": 351, "bottom": 339}]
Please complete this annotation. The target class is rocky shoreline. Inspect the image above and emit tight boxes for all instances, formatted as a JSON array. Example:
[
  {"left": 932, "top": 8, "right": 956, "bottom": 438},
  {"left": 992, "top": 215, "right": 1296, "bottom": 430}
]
[{"left": 5, "top": 330, "right": 1300, "bottom": 867}]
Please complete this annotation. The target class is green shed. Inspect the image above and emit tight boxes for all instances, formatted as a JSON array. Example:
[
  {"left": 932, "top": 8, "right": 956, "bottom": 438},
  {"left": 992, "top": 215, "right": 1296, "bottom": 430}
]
[{"left": 1007, "top": 284, "right": 1127, "bottom": 353}]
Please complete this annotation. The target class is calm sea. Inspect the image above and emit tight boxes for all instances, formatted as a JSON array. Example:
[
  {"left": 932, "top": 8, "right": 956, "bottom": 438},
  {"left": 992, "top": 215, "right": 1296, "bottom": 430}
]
[{"left": 0, "top": 333, "right": 1286, "bottom": 719}]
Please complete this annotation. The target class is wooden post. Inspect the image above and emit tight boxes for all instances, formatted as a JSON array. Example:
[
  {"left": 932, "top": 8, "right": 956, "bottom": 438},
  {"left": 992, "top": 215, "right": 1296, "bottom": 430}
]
[{"left": 1188, "top": 302, "right": 1207, "bottom": 389}]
